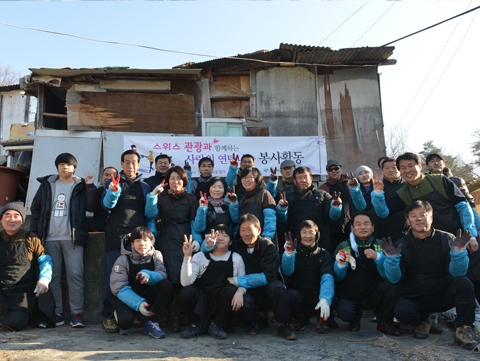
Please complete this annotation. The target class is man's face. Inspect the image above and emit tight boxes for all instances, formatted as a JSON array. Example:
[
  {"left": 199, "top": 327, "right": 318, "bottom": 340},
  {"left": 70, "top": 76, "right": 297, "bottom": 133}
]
[
  {"left": 382, "top": 161, "right": 400, "bottom": 181},
  {"left": 427, "top": 156, "right": 445, "bottom": 174},
  {"left": 406, "top": 206, "right": 433, "bottom": 234},
  {"left": 156, "top": 158, "right": 171, "bottom": 175},
  {"left": 198, "top": 161, "right": 213, "bottom": 178},
  {"left": 240, "top": 156, "right": 254, "bottom": 170},
  {"left": 327, "top": 165, "right": 342, "bottom": 180},
  {"left": 280, "top": 166, "right": 295, "bottom": 180},
  {"left": 57, "top": 163, "right": 75, "bottom": 181},
  {"left": 352, "top": 214, "right": 374, "bottom": 241},
  {"left": 239, "top": 221, "right": 261, "bottom": 248},
  {"left": 300, "top": 227, "right": 317, "bottom": 248},
  {"left": 102, "top": 168, "right": 117, "bottom": 186},
  {"left": 294, "top": 171, "right": 312, "bottom": 191},
  {"left": 121, "top": 154, "right": 140, "bottom": 178},
  {"left": 399, "top": 159, "right": 422, "bottom": 185},
  {"left": 1, "top": 210, "right": 23, "bottom": 235}
]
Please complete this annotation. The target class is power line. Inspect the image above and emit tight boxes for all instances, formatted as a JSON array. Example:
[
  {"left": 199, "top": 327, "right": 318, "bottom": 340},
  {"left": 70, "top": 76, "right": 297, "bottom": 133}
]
[
  {"left": 351, "top": 2, "right": 396, "bottom": 47},
  {"left": 317, "top": 1, "right": 370, "bottom": 46},
  {"left": 381, "top": 4, "right": 480, "bottom": 46}
]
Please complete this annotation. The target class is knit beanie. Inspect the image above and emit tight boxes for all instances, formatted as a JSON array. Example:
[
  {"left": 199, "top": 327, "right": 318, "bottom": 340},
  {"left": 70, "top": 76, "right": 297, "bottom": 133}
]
[
  {"left": 355, "top": 165, "right": 373, "bottom": 179},
  {"left": 0, "top": 202, "right": 26, "bottom": 222}
]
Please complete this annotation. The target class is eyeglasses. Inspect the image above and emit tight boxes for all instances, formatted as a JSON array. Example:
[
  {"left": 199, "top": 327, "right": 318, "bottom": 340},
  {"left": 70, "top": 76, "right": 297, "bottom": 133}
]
[
  {"left": 327, "top": 167, "right": 340, "bottom": 172},
  {"left": 241, "top": 175, "right": 255, "bottom": 181}
]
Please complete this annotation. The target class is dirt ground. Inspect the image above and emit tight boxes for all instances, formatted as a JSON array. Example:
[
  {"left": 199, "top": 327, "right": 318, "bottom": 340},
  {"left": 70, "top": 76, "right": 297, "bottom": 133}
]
[{"left": 0, "top": 317, "right": 479, "bottom": 361}]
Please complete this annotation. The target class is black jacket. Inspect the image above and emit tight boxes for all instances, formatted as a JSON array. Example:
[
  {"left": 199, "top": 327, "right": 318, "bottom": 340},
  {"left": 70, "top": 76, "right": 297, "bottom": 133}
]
[{"left": 30, "top": 175, "right": 88, "bottom": 247}]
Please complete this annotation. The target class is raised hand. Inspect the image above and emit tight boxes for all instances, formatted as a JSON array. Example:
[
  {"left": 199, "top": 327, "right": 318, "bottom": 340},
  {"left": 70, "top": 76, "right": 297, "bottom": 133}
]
[
  {"left": 373, "top": 171, "right": 384, "bottom": 192},
  {"left": 205, "top": 229, "right": 218, "bottom": 248},
  {"left": 227, "top": 186, "right": 237, "bottom": 203},
  {"left": 139, "top": 302, "right": 154, "bottom": 317},
  {"left": 108, "top": 174, "right": 121, "bottom": 192},
  {"left": 278, "top": 192, "right": 288, "bottom": 209},
  {"left": 151, "top": 179, "right": 167, "bottom": 196},
  {"left": 332, "top": 191, "right": 342, "bottom": 207},
  {"left": 199, "top": 191, "right": 208, "bottom": 208},
  {"left": 136, "top": 271, "right": 150, "bottom": 285},
  {"left": 380, "top": 237, "right": 402, "bottom": 257},
  {"left": 182, "top": 234, "right": 193, "bottom": 258},
  {"left": 84, "top": 172, "right": 95, "bottom": 185},
  {"left": 346, "top": 172, "right": 358, "bottom": 188},
  {"left": 283, "top": 231, "right": 297, "bottom": 255},
  {"left": 230, "top": 153, "right": 239, "bottom": 167},
  {"left": 270, "top": 167, "right": 278, "bottom": 182},
  {"left": 184, "top": 160, "right": 191, "bottom": 172},
  {"left": 449, "top": 229, "right": 472, "bottom": 252}
]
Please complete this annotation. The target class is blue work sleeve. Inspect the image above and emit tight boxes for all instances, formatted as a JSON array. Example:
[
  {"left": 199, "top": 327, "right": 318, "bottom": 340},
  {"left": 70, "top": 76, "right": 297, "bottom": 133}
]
[
  {"left": 319, "top": 274, "right": 335, "bottom": 304},
  {"left": 329, "top": 203, "right": 342, "bottom": 220},
  {"left": 226, "top": 165, "right": 237, "bottom": 188},
  {"left": 229, "top": 202, "right": 239, "bottom": 224},
  {"left": 374, "top": 252, "right": 387, "bottom": 279},
  {"left": 266, "top": 179, "right": 278, "bottom": 199},
  {"left": 37, "top": 254, "right": 52, "bottom": 282},
  {"left": 103, "top": 184, "right": 122, "bottom": 209},
  {"left": 193, "top": 206, "right": 207, "bottom": 233},
  {"left": 449, "top": 250, "right": 469, "bottom": 277},
  {"left": 371, "top": 191, "right": 390, "bottom": 218},
  {"left": 333, "top": 262, "right": 347, "bottom": 281},
  {"left": 276, "top": 204, "right": 288, "bottom": 223},
  {"left": 146, "top": 219, "right": 157, "bottom": 236},
  {"left": 237, "top": 273, "right": 268, "bottom": 289},
  {"left": 144, "top": 193, "right": 158, "bottom": 219},
  {"left": 280, "top": 252, "right": 295, "bottom": 277},
  {"left": 383, "top": 254, "right": 402, "bottom": 283},
  {"left": 349, "top": 185, "right": 367, "bottom": 211},
  {"left": 142, "top": 269, "right": 163, "bottom": 285},
  {"left": 262, "top": 208, "right": 276, "bottom": 239},
  {"left": 186, "top": 170, "right": 192, "bottom": 193},
  {"left": 117, "top": 286, "right": 146, "bottom": 311},
  {"left": 455, "top": 201, "right": 478, "bottom": 237},
  {"left": 190, "top": 220, "right": 203, "bottom": 245},
  {"left": 201, "top": 241, "right": 216, "bottom": 253}
]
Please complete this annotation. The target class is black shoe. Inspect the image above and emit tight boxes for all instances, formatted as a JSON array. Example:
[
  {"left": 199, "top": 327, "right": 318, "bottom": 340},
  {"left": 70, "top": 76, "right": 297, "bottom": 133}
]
[
  {"left": 289, "top": 318, "right": 306, "bottom": 332},
  {"left": 248, "top": 323, "right": 261, "bottom": 336},
  {"left": 376, "top": 322, "right": 401, "bottom": 336},
  {"left": 277, "top": 324, "right": 297, "bottom": 340},
  {"left": 208, "top": 324, "right": 227, "bottom": 340},
  {"left": 180, "top": 324, "right": 204, "bottom": 339},
  {"left": 326, "top": 316, "right": 339, "bottom": 328},
  {"left": 315, "top": 317, "right": 329, "bottom": 334},
  {"left": 349, "top": 321, "right": 361, "bottom": 332}
]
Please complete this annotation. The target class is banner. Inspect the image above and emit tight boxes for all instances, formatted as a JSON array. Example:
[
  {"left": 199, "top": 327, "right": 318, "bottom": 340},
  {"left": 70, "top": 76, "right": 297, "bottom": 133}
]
[{"left": 123, "top": 136, "right": 327, "bottom": 177}]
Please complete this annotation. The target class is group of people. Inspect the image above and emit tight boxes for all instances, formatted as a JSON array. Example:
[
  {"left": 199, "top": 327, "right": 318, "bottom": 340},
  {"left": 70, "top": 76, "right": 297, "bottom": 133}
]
[{"left": 0, "top": 149, "right": 479, "bottom": 350}]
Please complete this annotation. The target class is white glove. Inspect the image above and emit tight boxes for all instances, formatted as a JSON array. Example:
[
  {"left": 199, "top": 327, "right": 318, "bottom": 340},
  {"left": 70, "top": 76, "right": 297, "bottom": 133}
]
[
  {"left": 227, "top": 276, "right": 239, "bottom": 287},
  {"left": 136, "top": 271, "right": 150, "bottom": 285},
  {"left": 192, "top": 240, "right": 200, "bottom": 253},
  {"left": 315, "top": 298, "right": 330, "bottom": 320},
  {"left": 34, "top": 277, "right": 49, "bottom": 297},
  {"left": 139, "top": 301, "right": 153, "bottom": 317},
  {"left": 335, "top": 250, "right": 349, "bottom": 268},
  {"left": 150, "top": 184, "right": 164, "bottom": 196}
]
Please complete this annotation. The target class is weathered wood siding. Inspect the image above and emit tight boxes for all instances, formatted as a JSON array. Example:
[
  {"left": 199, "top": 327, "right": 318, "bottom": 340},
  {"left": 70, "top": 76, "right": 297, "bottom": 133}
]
[
  {"left": 255, "top": 67, "right": 318, "bottom": 136},
  {"left": 318, "top": 67, "right": 386, "bottom": 173},
  {"left": 66, "top": 90, "right": 196, "bottom": 134}
]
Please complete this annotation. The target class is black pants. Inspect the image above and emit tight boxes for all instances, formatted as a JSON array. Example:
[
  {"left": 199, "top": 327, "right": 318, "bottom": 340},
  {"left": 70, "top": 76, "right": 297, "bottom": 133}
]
[
  {"left": 238, "top": 280, "right": 290, "bottom": 325},
  {"left": 337, "top": 280, "right": 396, "bottom": 324},
  {"left": 472, "top": 280, "right": 480, "bottom": 304},
  {"left": 394, "top": 276, "right": 475, "bottom": 328},
  {"left": 109, "top": 280, "right": 173, "bottom": 330},
  {"left": 177, "top": 284, "right": 237, "bottom": 328},
  {"left": 0, "top": 309, "right": 30, "bottom": 331},
  {"left": 287, "top": 288, "right": 319, "bottom": 322}
]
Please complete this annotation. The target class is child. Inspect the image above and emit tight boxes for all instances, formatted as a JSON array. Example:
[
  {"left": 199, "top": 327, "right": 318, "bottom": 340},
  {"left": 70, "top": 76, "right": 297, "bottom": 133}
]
[
  {"left": 177, "top": 224, "right": 246, "bottom": 339},
  {"left": 109, "top": 226, "right": 172, "bottom": 338}
]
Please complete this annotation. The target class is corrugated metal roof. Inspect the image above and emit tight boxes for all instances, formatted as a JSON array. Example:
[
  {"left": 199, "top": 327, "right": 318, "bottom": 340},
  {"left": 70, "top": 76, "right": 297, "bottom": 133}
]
[
  {"left": 186, "top": 43, "right": 395, "bottom": 69},
  {"left": 29, "top": 68, "right": 201, "bottom": 77},
  {"left": 0, "top": 84, "right": 20, "bottom": 92}
]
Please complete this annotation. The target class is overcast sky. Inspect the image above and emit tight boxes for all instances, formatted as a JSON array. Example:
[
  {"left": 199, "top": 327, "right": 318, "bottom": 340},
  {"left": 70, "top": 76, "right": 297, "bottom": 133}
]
[{"left": 1, "top": 1, "right": 479, "bottom": 165}]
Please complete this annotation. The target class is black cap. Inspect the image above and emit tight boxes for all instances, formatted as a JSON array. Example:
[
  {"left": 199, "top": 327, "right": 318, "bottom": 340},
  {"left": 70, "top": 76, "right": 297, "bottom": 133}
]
[{"left": 426, "top": 153, "right": 443, "bottom": 164}]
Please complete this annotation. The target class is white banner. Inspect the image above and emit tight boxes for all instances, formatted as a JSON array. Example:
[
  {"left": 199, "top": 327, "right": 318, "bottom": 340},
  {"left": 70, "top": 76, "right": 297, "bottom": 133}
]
[{"left": 123, "top": 136, "right": 327, "bottom": 177}]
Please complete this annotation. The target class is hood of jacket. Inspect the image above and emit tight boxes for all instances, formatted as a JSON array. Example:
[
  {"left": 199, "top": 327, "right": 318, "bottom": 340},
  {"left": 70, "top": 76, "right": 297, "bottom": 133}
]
[{"left": 120, "top": 232, "right": 156, "bottom": 261}]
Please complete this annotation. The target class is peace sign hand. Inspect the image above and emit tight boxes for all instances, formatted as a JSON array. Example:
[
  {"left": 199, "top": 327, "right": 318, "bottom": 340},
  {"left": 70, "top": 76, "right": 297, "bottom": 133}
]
[
  {"left": 230, "top": 153, "right": 239, "bottom": 167},
  {"left": 373, "top": 171, "right": 384, "bottom": 192},
  {"left": 108, "top": 174, "right": 121, "bottom": 192},
  {"left": 332, "top": 191, "right": 342, "bottom": 207},
  {"left": 346, "top": 172, "right": 358, "bottom": 188},
  {"left": 199, "top": 191, "right": 208, "bottom": 208},
  {"left": 278, "top": 192, "right": 288, "bottom": 209},
  {"left": 205, "top": 229, "right": 219, "bottom": 248},
  {"left": 227, "top": 186, "right": 237, "bottom": 204},
  {"left": 270, "top": 167, "right": 278, "bottom": 182},
  {"left": 182, "top": 234, "right": 193, "bottom": 258}
]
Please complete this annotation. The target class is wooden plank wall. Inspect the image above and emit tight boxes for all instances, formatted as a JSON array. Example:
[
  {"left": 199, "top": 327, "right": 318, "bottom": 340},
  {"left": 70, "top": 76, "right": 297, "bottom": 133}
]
[{"left": 66, "top": 90, "right": 196, "bottom": 134}]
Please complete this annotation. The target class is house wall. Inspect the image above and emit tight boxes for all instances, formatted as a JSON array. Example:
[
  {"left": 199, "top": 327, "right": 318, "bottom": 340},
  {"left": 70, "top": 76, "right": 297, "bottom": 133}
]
[{"left": 0, "top": 90, "right": 37, "bottom": 155}]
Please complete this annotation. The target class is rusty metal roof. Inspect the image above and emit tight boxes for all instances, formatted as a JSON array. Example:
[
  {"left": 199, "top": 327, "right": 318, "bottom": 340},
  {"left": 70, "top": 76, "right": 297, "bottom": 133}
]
[
  {"left": 29, "top": 68, "right": 201, "bottom": 78},
  {"left": 0, "top": 84, "right": 20, "bottom": 92},
  {"left": 185, "top": 43, "right": 395, "bottom": 69}
]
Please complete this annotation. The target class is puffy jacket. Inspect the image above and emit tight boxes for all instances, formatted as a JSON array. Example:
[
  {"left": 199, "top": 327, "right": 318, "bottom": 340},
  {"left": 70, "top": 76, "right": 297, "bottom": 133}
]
[{"left": 30, "top": 175, "right": 88, "bottom": 247}]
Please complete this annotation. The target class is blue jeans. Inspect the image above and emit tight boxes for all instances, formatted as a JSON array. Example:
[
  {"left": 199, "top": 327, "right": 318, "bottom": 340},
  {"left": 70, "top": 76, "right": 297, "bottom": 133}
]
[{"left": 101, "top": 249, "right": 121, "bottom": 319}]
